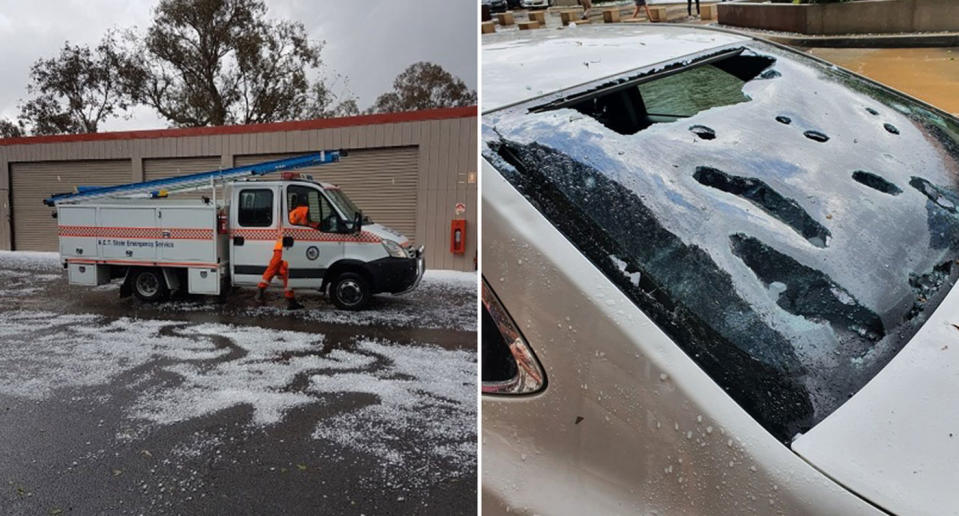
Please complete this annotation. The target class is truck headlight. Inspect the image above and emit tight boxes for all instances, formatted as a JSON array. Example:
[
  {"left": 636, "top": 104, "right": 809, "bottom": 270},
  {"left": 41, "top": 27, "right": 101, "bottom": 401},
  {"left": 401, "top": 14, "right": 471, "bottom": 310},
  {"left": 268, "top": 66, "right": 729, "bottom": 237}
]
[{"left": 381, "top": 239, "right": 407, "bottom": 258}]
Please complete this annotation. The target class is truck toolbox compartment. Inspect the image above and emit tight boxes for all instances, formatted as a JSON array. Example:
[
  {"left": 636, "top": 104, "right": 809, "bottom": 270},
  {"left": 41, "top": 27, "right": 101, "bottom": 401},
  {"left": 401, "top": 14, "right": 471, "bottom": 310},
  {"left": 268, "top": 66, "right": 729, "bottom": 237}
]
[
  {"left": 99, "top": 207, "right": 158, "bottom": 260},
  {"left": 188, "top": 267, "right": 221, "bottom": 295},
  {"left": 58, "top": 206, "right": 98, "bottom": 258},
  {"left": 68, "top": 263, "right": 110, "bottom": 286}
]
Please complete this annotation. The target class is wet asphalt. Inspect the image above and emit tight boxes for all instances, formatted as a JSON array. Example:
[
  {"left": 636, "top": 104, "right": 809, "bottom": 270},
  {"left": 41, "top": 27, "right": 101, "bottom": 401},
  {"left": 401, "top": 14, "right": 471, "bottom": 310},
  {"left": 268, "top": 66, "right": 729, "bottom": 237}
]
[{"left": 0, "top": 259, "right": 477, "bottom": 515}]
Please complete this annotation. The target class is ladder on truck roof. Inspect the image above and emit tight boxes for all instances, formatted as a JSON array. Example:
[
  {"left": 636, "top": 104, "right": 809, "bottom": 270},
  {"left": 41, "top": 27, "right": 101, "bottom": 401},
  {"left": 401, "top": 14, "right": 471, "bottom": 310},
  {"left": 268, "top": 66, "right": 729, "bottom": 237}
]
[{"left": 43, "top": 150, "right": 343, "bottom": 206}]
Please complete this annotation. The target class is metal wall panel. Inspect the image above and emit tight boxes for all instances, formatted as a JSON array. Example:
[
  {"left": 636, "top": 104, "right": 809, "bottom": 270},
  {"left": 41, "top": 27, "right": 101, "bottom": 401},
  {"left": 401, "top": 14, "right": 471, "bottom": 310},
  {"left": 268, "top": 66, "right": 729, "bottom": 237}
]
[
  {"left": 235, "top": 147, "right": 419, "bottom": 243},
  {"left": 143, "top": 156, "right": 223, "bottom": 201},
  {"left": 10, "top": 159, "right": 131, "bottom": 250},
  {"left": 0, "top": 112, "right": 477, "bottom": 270}
]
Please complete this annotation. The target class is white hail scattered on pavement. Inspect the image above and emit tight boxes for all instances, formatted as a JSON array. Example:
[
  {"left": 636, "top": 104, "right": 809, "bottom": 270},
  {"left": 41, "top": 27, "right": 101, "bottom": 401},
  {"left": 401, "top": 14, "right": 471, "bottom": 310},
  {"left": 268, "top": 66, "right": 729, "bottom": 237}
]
[{"left": 0, "top": 309, "right": 476, "bottom": 483}]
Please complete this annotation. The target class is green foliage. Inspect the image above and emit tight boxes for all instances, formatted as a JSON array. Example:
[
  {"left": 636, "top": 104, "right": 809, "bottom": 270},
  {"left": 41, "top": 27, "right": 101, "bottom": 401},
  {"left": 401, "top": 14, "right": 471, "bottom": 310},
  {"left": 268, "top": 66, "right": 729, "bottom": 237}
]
[
  {"left": 15, "top": 0, "right": 359, "bottom": 135},
  {"left": 119, "top": 0, "right": 356, "bottom": 127},
  {"left": 17, "top": 35, "right": 127, "bottom": 135},
  {"left": 0, "top": 118, "right": 24, "bottom": 138},
  {"left": 369, "top": 62, "right": 476, "bottom": 114}
]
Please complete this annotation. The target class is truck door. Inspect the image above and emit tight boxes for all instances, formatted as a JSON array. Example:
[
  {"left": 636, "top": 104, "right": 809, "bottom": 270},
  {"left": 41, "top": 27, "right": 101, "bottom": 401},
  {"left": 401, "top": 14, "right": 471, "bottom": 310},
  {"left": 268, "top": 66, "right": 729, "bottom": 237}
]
[
  {"left": 283, "top": 184, "right": 345, "bottom": 289},
  {"left": 230, "top": 186, "right": 279, "bottom": 285}
]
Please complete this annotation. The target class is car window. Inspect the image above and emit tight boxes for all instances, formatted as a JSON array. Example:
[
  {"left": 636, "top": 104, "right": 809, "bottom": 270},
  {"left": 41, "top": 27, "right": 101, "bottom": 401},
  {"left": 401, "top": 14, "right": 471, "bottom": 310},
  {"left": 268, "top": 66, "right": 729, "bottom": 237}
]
[
  {"left": 237, "top": 189, "right": 273, "bottom": 227},
  {"left": 483, "top": 42, "right": 959, "bottom": 442}
]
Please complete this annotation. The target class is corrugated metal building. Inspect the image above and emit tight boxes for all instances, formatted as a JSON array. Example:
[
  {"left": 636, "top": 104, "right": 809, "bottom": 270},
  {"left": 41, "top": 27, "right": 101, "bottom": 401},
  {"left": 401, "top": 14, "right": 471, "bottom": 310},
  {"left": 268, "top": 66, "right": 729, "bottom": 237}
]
[{"left": 0, "top": 107, "right": 477, "bottom": 271}]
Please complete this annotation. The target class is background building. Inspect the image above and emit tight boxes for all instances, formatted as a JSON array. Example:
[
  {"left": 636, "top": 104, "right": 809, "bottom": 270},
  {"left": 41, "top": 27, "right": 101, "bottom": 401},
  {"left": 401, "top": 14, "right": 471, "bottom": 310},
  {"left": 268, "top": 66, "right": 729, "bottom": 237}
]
[{"left": 0, "top": 107, "right": 476, "bottom": 271}]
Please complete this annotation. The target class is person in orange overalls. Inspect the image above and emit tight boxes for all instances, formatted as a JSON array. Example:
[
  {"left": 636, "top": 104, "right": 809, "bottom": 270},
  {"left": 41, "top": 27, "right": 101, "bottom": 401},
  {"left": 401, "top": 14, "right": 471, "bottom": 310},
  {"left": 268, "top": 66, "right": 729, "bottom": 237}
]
[{"left": 255, "top": 196, "right": 316, "bottom": 310}]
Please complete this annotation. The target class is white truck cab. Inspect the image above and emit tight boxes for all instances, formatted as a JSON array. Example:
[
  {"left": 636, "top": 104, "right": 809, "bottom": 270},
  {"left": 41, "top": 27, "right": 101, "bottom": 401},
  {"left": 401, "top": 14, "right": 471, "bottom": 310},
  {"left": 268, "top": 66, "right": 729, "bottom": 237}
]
[
  {"left": 229, "top": 175, "right": 424, "bottom": 308},
  {"left": 52, "top": 152, "right": 424, "bottom": 310}
]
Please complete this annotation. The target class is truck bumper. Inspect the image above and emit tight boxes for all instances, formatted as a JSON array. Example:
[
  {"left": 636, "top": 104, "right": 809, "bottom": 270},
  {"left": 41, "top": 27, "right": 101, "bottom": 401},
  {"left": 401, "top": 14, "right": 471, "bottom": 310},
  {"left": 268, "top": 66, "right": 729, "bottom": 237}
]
[{"left": 369, "top": 245, "right": 425, "bottom": 294}]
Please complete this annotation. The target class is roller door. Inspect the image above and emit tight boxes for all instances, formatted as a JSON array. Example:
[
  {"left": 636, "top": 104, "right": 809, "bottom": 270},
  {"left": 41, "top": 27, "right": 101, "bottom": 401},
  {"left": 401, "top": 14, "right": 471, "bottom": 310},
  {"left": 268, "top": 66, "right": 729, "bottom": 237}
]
[
  {"left": 235, "top": 147, "right": 419, "bottom": 242},
  {"left": 143, "top": 156, "right": 223, "bottom": 201},
  {"left": 10, "top": 160, "right": 131, "bottom": 251}
]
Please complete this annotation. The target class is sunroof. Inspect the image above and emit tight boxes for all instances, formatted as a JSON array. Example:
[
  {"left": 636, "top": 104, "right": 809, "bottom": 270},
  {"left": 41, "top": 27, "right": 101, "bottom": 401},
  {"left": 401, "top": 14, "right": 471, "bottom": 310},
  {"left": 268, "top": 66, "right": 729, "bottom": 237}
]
[{"left": 540, "top": 50, "right": 776, "bottom": 135}]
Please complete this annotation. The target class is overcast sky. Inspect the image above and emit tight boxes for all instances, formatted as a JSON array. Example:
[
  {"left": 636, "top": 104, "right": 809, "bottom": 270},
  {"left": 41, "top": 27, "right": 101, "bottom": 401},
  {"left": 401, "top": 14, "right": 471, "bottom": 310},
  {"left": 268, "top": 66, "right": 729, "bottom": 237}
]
[{"left": 0, "top": 0, "right": 477, "bottom": 132}]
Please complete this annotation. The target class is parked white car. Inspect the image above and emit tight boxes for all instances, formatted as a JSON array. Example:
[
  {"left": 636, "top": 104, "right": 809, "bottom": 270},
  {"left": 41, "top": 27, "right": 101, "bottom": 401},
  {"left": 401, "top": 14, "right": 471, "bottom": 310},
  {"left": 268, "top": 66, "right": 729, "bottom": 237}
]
[
  {"left": 521, "top": 0, "right": 550, "bottom": 8},
  {"left": 482, "top": 24, "right": 959, "bottom": 514}
]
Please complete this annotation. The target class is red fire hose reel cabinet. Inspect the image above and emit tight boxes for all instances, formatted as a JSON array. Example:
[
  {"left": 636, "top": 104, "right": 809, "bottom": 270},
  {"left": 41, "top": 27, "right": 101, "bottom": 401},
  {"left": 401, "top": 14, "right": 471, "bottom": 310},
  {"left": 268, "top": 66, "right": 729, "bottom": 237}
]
[{"left": 450, "top": 219, "right": 466, "bottom": 254}]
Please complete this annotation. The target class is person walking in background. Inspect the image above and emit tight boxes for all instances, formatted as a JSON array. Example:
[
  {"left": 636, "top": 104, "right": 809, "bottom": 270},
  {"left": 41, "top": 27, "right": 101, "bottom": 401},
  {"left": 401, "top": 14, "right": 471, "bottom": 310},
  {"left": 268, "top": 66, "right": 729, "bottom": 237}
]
[
  {"left": 633, "top": 0, "right": 652, "bottom": 20},
  {"left": 579, "top": 0, "right": 592, "bottom": 19},
  {"left": 687, "top": 0, "right": 700, "bottom": 16}
]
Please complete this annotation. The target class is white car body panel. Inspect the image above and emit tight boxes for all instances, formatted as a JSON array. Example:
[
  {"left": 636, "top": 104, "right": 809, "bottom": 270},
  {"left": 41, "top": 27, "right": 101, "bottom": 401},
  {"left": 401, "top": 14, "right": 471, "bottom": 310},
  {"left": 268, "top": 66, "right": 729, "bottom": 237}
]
[
  {"left": 482, "top": 164, "right": 879, "bottom": 515},
  {"left": 482, "top": 22, "right": 959, "bottom": 516},
  {"left": 792, "top": 285, "right": 959, "bottom": 516},
  {"left": 482, "top": 26, "right": 749, "bottom": 111}
]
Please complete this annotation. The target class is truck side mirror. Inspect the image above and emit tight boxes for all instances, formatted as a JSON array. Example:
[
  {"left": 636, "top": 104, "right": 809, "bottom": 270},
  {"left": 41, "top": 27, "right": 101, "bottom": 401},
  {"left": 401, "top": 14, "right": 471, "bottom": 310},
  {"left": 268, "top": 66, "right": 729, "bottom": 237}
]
[
  {"left": 319, "top": 217, "right": 334, "bottom": 233},
  {"left": 353, "top": 211, "right": 363, "bottom": 234}
]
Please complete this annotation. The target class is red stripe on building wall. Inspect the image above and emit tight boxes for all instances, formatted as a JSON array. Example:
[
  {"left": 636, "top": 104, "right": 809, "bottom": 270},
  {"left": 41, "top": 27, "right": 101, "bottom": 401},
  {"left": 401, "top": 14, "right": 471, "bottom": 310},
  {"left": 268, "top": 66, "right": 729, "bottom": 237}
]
[{"left": 0, "top": 106, "right": 477, "bottom": 146}]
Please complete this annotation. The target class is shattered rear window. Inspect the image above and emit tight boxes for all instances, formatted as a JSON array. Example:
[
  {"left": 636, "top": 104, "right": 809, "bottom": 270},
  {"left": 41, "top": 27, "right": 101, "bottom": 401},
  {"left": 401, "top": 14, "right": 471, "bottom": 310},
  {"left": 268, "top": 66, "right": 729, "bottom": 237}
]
[{"left": 483, "top": 42, "right": 959, "bottom": 442}]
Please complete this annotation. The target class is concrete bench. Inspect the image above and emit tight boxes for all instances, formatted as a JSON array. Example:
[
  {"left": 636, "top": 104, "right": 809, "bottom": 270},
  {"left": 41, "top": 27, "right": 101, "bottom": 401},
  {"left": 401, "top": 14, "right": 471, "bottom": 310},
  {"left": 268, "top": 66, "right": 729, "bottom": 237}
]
[
  {"left": 496, "top": 11, "right": 515, "bottom": 25},
  {"left": 603, "top": 8, "right": 621, "bottom": 23},
  {"left": 529, "top": 11, "right": 547, "bottom": 25},
  {"left": 623, "top": 17, "right": 647, "bottom": 23},
  {"left": 648, "top": 6, "right": 668, "bottom": 22},
  {"left": 560, "top": 9, "right": 584, "bottom": 25},
  {"left": 701, "top": 4, "right": 718, "bottom": 20},
  {"left": 518, "top": 20, "right": 541, "bottom": 30},
  {"left": 481, "top": 21, "right": 496, "bottom": 34}
]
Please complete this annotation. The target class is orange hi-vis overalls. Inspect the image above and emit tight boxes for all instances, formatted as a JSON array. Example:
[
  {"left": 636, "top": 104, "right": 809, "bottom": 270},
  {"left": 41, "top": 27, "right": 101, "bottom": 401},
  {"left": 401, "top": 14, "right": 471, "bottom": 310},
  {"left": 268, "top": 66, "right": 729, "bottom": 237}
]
[{"left": 258, "top": 206, "right": 312, "bottom": 299}]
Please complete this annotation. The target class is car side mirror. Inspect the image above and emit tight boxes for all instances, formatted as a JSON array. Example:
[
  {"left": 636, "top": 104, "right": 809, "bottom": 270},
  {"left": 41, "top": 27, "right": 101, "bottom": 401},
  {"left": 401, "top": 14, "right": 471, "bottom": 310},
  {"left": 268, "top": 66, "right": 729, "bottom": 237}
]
[{"left": 353, "top": 211, "right": 363, "bottom": 234}]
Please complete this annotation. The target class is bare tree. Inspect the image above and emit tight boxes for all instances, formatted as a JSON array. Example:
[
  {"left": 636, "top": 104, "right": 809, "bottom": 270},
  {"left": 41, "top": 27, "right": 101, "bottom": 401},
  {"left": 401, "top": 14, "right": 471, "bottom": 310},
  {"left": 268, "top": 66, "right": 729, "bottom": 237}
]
[{"left": 369, "top": 62, "right": 476, "bottom": 114}]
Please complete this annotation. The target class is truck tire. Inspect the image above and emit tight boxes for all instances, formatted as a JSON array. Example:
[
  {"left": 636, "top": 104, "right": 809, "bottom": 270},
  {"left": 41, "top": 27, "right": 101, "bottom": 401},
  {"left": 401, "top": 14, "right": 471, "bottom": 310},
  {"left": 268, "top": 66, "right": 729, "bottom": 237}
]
[
  {"left": 330, "top": 272, "right": 371, "bottom": 310},
  {"left": 132, "top": 268, "right": 170, "bottom": 302}
]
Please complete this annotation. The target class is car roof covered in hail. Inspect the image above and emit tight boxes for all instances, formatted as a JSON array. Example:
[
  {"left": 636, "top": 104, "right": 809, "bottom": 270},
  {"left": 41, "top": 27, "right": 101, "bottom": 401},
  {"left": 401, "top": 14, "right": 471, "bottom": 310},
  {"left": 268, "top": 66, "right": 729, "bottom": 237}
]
[{"left": 482, "top": 24, "right": 750, "bottom": 112}]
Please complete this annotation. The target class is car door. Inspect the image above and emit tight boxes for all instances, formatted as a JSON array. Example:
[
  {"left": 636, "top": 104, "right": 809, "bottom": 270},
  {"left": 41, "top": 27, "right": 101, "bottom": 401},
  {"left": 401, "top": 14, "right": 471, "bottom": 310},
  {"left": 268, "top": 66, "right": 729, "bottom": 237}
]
[
  {"left": 230, "top": 185, "right": 279, "bottom": 285},
  {"left": 283, "top": 184, "right": 344, "bottom": 289}
]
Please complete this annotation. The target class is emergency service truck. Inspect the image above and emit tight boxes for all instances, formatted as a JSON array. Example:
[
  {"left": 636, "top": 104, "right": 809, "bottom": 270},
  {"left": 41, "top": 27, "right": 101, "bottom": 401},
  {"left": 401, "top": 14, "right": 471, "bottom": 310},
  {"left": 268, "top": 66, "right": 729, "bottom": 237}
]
[{"left": 46, "top": 151, "right": 424, "bottom": 310}]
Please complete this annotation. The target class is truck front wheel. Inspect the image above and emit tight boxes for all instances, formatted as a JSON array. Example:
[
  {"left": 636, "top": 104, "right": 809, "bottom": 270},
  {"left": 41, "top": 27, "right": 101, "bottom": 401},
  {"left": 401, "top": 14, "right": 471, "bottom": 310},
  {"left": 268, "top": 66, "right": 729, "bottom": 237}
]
[
  {"left": 132, "top": 268, "right": 170, "bottom": 302},
  {"left": 330, "top": 272, "right": 371, "bottom": 310}
]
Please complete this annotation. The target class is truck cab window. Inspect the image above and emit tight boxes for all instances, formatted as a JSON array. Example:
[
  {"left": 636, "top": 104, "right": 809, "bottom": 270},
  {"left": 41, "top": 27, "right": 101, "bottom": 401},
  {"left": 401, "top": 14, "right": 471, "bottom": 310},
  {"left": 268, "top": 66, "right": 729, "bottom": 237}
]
[
  {"left": 237, "top": 189, "right": 273, "bottom": 227},
  {"left": 287, "top": 185, "right": 339, "bottom": 231}
]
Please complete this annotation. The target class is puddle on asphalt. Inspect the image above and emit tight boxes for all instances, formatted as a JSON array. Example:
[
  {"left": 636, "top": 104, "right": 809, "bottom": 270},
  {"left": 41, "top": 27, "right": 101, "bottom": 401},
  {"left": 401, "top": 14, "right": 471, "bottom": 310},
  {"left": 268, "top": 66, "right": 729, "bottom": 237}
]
[{"left": 806, "top": 47, "right": 959, "bottom": 115}]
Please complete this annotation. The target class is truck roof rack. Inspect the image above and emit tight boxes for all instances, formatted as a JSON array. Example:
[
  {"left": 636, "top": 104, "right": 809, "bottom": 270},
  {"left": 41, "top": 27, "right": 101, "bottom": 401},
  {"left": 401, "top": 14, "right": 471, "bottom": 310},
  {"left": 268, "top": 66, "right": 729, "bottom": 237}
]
[{"left": 43, "top": 150, "right": 343, "bottom": 206}]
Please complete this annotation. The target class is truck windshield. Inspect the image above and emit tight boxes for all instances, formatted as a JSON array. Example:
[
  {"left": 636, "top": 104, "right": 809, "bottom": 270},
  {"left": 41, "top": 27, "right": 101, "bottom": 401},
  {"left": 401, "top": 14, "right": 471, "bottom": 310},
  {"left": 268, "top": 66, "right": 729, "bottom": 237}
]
[
  {"left": 325, "top": 188, "right": 371, "bottom": 224},
  {"left": 483, "top": 41, "right": 959, "bottom": 442}
]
